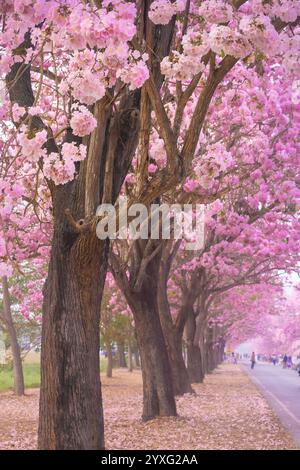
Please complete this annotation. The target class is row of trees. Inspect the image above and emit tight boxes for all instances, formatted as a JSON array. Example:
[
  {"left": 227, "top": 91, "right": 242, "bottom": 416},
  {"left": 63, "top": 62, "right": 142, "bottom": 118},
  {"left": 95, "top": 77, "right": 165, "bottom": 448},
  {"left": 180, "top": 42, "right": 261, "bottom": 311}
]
[{"left": 0, "top": 0, "right": 299, "bottom": 449}]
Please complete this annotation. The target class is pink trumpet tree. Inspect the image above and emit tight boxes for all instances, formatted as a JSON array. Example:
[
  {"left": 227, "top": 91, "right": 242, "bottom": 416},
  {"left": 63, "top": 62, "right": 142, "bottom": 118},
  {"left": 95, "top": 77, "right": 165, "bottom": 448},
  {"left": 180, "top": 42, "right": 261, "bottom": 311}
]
[{"left": 0, "top": 0, "right": 299, "bottom": 449}]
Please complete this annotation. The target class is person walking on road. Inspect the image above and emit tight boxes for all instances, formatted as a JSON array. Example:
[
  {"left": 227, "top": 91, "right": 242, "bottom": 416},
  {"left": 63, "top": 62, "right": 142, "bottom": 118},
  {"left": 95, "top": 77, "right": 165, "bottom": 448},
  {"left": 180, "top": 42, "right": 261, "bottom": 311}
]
[
  {"left": 283, "top": 354, "right": 288, "bottom": 369},
  {"left": 296, "top": 359, "right": 300, "bottom": 376},
  {"left": 251, "top": 352, "right": 256, "bottom": 369}
]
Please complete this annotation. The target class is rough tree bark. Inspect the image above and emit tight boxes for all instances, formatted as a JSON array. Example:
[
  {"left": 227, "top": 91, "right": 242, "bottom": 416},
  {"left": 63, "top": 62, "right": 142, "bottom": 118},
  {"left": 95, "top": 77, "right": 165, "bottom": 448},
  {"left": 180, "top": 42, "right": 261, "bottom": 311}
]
[
  {"left": 133, "top": 347, "right": 140, "bottom": 368},
  {"left": 111, "top": 244, "right": 177, "bottom": 420},
  {"left": 1, "top": 276, "right": 25, "bottom": 396},
  {"left": 218, "top": 338, "right": 226, "bottom": 364},
  {"left": 173, "top": 272, "right": 207, "bottom": 385},
  {"left": 106, "top": 344, "right": 113, "bottom": 378},
  {"left": 204, "top": 326, "right": 215, "bottom": 374},
  {"left": 157, "top": 242, "right": 193, "bottom": 395},
  {"left": 184, "top": 308, "right": 204, "bottom": 383},
  {"left": 128, "top": 341, "right": 133, "bottom": 372},
  {"left": 38, "top": 222, "right": 108, "bottom": 449},
  {"left": 117, "top": 341, "right": 127, "bottom": 368}
]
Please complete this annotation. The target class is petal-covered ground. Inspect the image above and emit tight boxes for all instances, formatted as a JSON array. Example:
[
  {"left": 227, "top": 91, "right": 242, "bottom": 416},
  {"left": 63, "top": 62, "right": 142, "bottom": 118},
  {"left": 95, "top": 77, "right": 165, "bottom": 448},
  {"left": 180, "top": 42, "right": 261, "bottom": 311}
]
[{"left": 0, "top": 364, "right": 297, "bottom": 450}]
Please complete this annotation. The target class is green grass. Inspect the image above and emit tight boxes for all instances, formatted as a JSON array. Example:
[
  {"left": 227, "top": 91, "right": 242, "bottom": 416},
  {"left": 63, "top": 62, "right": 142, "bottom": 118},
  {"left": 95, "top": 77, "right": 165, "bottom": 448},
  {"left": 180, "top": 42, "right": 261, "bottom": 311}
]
[
  {"left": 100, "top": 357, "right": 107, "bottom": 373},
  {"left": 0, "top": 363, "right": 40, "bottom": 392},
  {"left": 0, "top": 358, "right": 108, "bottom": 392}
]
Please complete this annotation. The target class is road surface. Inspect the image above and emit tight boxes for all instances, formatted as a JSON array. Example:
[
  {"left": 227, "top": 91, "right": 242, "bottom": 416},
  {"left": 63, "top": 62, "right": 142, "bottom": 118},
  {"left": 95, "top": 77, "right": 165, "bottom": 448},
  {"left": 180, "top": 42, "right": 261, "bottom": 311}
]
[{"left": 241, "top": 361, "right": 300, "bottom": 447}]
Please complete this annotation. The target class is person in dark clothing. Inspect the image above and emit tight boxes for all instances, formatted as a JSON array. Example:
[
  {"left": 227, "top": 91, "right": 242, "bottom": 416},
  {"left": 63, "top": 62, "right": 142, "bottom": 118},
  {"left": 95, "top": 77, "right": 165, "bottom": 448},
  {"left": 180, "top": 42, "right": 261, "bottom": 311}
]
[
  {"left": 251, "top": 352, "right": 256, "bottom": 369},
  {"left": 283, "top": 354, "right": 288, "bottom": 369}
]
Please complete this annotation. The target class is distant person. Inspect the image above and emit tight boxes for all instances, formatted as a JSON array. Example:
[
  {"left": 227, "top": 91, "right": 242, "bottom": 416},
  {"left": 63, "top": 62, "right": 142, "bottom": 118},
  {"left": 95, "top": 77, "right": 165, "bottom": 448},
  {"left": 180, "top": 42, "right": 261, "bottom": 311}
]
[
  {"left": 283, "top": 354, "right": 288, "bottom": 369},
  {"left": 251, "top": 352, "right": 256, "bottom": 369},
  {"left": 272, "top": 355, "right": 276, "bottom": 366}
]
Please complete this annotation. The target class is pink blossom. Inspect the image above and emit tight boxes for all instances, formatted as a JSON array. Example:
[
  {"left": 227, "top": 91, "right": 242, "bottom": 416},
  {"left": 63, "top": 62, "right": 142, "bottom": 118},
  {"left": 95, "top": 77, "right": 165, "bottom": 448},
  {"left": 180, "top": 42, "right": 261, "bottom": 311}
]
[{"left": 70, "top": 106, "right": 97, "bottom": 137}]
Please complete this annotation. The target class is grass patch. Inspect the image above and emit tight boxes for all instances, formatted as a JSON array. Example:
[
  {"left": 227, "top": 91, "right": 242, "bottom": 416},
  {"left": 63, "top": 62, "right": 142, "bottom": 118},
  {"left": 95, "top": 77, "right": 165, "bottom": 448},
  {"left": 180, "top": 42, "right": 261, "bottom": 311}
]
[
  {"left": 0, "top": 363, "right": 40, "bottom": 392},
  {"left": 0, "top": 358, "right": 108, "bottom": 392},
  {"left": 100, "top": 357, "right": 108, "bottom": 373}
]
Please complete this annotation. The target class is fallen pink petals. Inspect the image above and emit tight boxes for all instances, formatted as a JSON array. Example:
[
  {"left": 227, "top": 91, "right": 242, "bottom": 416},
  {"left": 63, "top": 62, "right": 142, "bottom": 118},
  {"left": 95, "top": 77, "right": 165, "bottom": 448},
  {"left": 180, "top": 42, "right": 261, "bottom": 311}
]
[{"left": 0, "top": 365, "right": 297, "bottom": 450}]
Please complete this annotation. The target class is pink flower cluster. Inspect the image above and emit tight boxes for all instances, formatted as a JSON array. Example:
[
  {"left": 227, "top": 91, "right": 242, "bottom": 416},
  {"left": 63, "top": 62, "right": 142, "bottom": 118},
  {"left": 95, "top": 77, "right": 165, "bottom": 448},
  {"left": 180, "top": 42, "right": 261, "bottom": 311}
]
[
  {"left": 161, "top": 31, "right": 209, "bottom": 81},
  {"left": 183, "top": 178, "right": 199, "bottom": 193},
  {"left": 149, "top": 0, "right": 185, "bottom": 25},
  {"left": 12, "top": 103, "right": 25, "bottom": 122},
  {"left": 117, "top": 54, "right": 149, "bottom": 91},
  {"left": 18, "top": 128, "right": 47, "bottom": 163},
  {"left": 208, "top": 25, "right": 252, "bottom": 58},
  {"left": 70, "top": 106, "right": 97, "bottom": 137},
  {"left": 43, "top": 143, "right": 86, "bottom": 186},
  {"left": 239, "top": 14, "right": 279, "bottom": 56},
  {"left": 251, "top": 0, "right": 300, "bottom": 23},
  {"left": 281, "top": 35, "right": 300, "bottom": 75},
  {"left": 198, "top": 0, "right": 233, "bottom": 24},
  {"left": 0, "top": 262, "right": 13, "bottom": 277},
  {"left": 61, "top": 69, "right": 106, "bottom": 106}
]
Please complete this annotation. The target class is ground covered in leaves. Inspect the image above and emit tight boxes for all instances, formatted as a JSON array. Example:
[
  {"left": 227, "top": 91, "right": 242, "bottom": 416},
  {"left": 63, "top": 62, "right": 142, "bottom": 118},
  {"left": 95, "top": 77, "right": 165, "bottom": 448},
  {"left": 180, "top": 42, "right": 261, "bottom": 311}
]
[{"left": 0, "top": 364, "right": 297, "bottom": 450}]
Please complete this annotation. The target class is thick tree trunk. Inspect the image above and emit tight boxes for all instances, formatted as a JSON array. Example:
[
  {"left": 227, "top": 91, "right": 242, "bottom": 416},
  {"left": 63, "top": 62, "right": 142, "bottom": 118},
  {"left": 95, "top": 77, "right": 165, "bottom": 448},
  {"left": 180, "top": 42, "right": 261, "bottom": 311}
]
[
  {"left": 112, "top": 244, "right": 176, "bottom": 420},
  {"left": 106, "top": 344, "right": 113, "bottom": 378},
  {"left": 131, "top": 293, "right": 177, "bottom": 420},
  {"left": 184, "top": 309, "right": 204, "bottom": 383},
  {"left": 117, "top": 341, "right": 127, "bottom": 368},
  {"left": 128, "top": 341, "right": 133, "bottom": 372},
  {"left": 159, "top": 310, "right": 193, "bottom": 394},
  {"left": 38, "top": 214, "right": 108, "bottom": 449},
  {"left": 204, "top": 327, "right": 215, "bottom": 374},
  {"left": 157, "top": 285, "right": 193, "bottom": 395},
  {"left": 157, "top": 243, "right": 193, "bottom": 395},
  {"left": 133, "top": 347, "right": 140, "bottom": 368},
  {"left": 119, "top": 254, "right": 176, "bottom": 420},
  {"left": 216, "top": 343, "right": 223, "bottom": 365},
  {"left": 218, "top": 339, "right": 225, "bottom": 364},
  {"left": 186, "top": 344, "right": 204, "bottom": 383},
  {"left": 1, "top": 276, "right": 25, "bottom": 396},
  {"left": 168, "top": 331, "right": 194, "bottom": 394}
]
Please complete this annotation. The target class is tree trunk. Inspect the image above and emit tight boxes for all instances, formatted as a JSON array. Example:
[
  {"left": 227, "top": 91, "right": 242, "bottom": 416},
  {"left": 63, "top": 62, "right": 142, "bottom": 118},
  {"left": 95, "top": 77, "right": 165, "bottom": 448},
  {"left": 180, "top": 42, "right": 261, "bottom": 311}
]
[
  {"left": 130, "top": 292, "right": 177, "bottom": 420},
  {"left": 128, "top": 341, "right": 133, "bottom": 372},
  {"left": 117, "top": 341, "right": 127, "bottom": 368},
  {"left": 111, "top": 242, "right": 177, "bottom": 420},
  {"left": 157, "top": 243, "right": 193, "bottom": 395},
  {"left": 217, "top": 343, "right": 223, "bottom": 365},
  {"left": 1, "top": 276, "right": 25, "bottom": 396},
  {"left": 169, "top": 332, "right": 194, "bottom": 394},
  {"left": 219, "top": 339, "right": 225, "bottom": 364},
  {"left": 204, "top": 327, "right": 215, "bottom": 374},
  {"left": 157, "top": 290, "right": 193, "bottom": 395},
  {"left": 184, "top": 309, "right": 204, "bottom": 383},
  {"left": 38, "top": 211, "right": 108, "bottom": 449},
  {"left": 186, "top": 344, "right": 204, "bottom": 383},
  {"left": 106, "top": 344, "right": 113, "bottom": 378},
  {"left": 133, "top": 347, "right": 140, "bottom": 368}
]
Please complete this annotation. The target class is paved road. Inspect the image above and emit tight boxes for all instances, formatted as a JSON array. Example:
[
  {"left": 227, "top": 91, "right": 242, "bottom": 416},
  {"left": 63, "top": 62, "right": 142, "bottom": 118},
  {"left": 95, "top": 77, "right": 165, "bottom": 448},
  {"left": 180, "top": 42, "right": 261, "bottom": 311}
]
[{"left": 241, "top": 361, "right": 300, "bottom": 447}]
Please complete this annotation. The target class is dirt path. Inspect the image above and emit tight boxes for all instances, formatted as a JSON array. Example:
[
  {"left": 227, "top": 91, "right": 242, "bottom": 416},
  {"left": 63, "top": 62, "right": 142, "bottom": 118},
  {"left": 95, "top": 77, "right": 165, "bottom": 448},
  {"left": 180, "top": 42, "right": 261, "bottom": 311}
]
[{"left": 0, "top": 364, "right": 297, "bottom": 450}]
